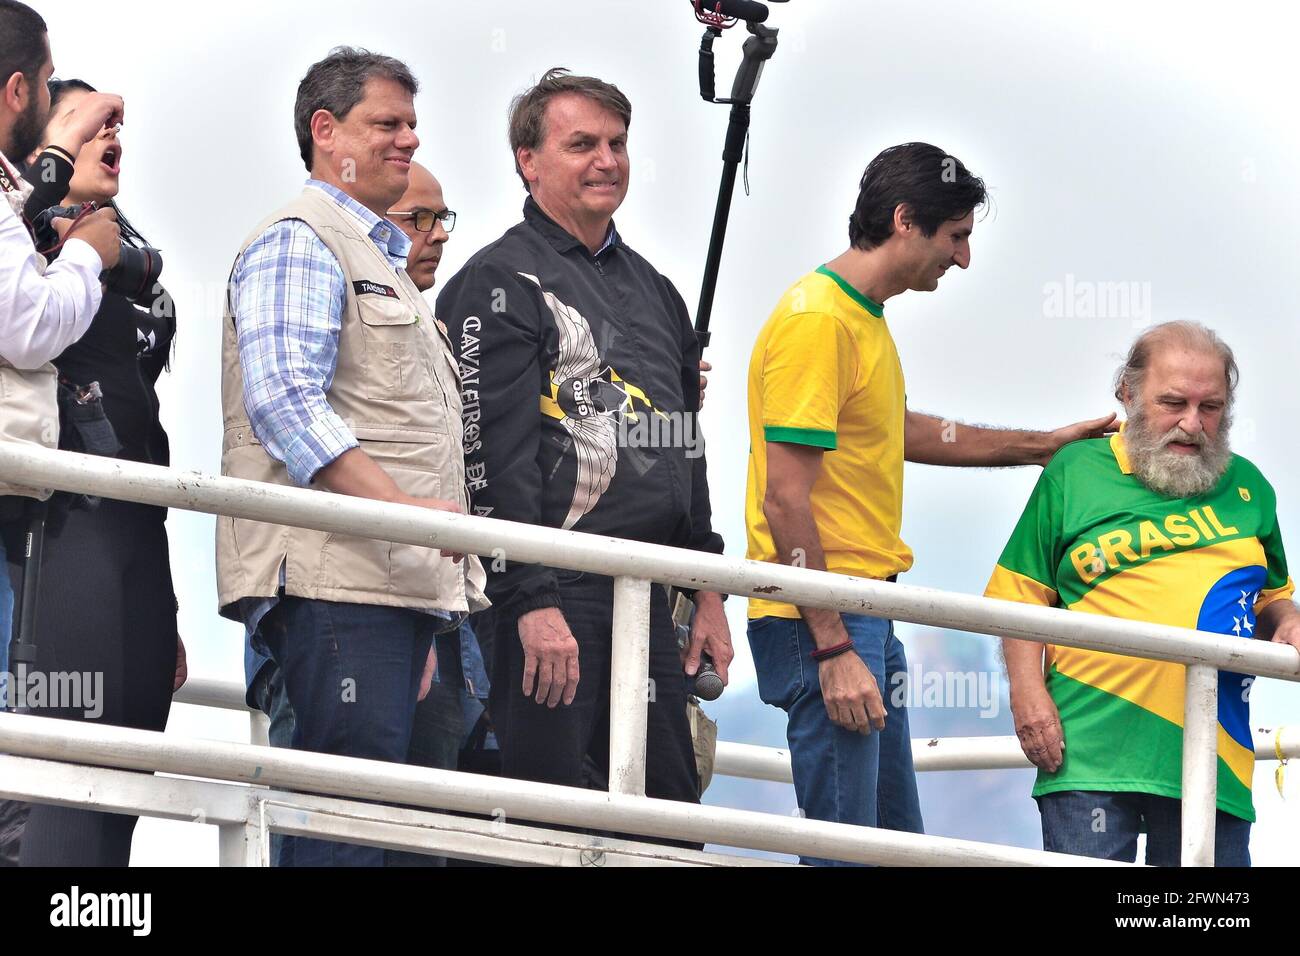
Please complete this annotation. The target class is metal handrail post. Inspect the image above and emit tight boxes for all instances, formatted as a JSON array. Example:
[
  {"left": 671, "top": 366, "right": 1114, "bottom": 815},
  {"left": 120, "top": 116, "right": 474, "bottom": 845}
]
[
  {"left": 609, "top": 576, "right": 652, "bottom": 796},
  {"left": 1181, "top": 663, "right": 1219, "bottom": 866},
  {"left": 218, "top": 820, "right": 265, "bottom": 867},
  {"left": 249, "top": 711, "right": 270, "bottom": 749}
]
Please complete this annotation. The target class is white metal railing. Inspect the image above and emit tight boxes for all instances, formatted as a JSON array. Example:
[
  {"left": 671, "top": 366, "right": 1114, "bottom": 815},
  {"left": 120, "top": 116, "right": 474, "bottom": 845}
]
[
  {"left": 1, "top": 750, "right": 794, "bottom": 867},
  {"left": 0, "top": 714, "right": 1121, "bottom": 866},
  {"left": 1, "top": 443, "right": 1296, "bottom": 866},
  {"left": 168, "top": 675, "right": 1300, "bottom": 781}
]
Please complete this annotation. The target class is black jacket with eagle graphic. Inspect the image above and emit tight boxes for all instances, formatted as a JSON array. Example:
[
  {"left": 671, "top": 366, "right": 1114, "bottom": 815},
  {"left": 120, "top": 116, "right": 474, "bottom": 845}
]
[{"left": 437, "top": 199, "right": 725, "bottom": 616}]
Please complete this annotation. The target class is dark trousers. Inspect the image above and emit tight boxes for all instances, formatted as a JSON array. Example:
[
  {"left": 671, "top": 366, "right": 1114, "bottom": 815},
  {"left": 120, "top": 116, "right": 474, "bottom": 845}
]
[
  {"left": 408, "top": 630, "right": 467, "bottom": 772},
  {"left": 388, "top": 629, "right": 465, "bottom": 867},
  {"left": 19, "top": 501, "right": 176, "bottom": 867},
  {"left": 483, "top": 574, "right": 700, "bottom": 824},
  {"left": 252, "top": 627, "right": 468, "bottom": 867},
  {"left": 261, "top": 597, "right": 434, "bottom": 867},
  {"left": 248, "top": 661, "right": 295, "bottom": 866}
]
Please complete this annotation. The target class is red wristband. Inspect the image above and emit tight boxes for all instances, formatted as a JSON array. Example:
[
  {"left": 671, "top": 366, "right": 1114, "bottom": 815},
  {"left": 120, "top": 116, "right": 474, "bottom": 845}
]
[{"left": 811, "top": 640, "right": 854, "bottom": 662}]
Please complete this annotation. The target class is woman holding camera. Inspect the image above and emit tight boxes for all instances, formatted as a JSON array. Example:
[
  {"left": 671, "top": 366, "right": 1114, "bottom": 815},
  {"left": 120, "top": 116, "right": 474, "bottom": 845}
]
[{"left": 16, "top": 78, "right": 181, "bottom": 867}]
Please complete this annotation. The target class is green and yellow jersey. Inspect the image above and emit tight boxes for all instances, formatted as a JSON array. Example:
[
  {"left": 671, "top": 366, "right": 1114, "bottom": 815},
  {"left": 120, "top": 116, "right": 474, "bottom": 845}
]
[
  {"left": 745, "top": 266, "right": 911, "bottom": 619},
  {"left": 985, "top": 432, "right": 1294, "bottom": 821}
]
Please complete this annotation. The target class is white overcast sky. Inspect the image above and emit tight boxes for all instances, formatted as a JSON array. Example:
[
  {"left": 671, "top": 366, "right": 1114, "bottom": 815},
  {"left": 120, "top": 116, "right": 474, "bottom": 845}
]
[{"left": 33, "top": 0, "right": 1300, "bottom": 864}]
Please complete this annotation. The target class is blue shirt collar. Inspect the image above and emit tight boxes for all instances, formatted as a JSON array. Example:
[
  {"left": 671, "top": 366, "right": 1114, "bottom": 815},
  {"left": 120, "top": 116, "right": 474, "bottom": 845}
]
[
  {"left": 523, "top": 197, "right": 620, "bottom": 258},
  {"left": 595, "top": 224, "right": 617, "bottom": 256},
  {"left": 307, "top": 179, "right": 412, "bottom": 260}
]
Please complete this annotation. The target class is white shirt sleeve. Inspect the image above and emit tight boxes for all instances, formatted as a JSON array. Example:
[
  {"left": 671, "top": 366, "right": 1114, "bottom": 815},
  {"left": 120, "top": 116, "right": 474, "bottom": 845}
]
[{"left": 0, "top": 198, "right": 104, "bottom": 370}]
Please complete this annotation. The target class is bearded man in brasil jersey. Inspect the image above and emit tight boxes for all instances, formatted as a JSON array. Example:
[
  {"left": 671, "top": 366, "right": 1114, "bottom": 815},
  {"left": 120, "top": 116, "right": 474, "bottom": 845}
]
[{"left": 988, "top": 320, "right": 1298, "bottom": 866}]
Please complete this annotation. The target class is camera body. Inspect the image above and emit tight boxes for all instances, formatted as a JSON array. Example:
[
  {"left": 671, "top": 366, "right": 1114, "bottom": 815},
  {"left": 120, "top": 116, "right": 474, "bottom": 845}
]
[{"left": 30, "top": 201, "right": 163, "bottom": 301}]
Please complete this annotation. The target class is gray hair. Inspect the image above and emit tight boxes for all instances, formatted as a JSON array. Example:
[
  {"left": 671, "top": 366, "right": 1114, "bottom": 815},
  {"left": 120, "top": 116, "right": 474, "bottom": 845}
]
[
  {"left": 507, "top": 67, "right": 632, "bottom": 192},
  {"left": 1114, "top": 320, "right": 1240, "bottom": 407},
  {"left": 294, "top": 46, "right": 418, "bottom": 172}
]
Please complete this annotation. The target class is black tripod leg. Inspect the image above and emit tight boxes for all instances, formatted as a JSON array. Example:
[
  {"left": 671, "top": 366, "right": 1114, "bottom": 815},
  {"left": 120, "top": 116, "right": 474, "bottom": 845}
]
[{"left": 9, "top": 501, "right": 46, "bottom": 714}]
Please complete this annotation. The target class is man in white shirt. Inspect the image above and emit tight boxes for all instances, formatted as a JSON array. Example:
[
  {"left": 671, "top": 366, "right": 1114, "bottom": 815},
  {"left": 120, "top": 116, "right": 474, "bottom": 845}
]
[
  {"left": 0, "top": 0, "right": 124, "bottom": 365},
  {"left": 0, "top": 0, "right": 125, "bottom": 713}
]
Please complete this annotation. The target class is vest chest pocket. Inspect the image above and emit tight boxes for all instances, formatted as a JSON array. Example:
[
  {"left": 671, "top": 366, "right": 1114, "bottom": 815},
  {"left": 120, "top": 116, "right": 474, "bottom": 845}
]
[{"left": 357, "top": 296, "right": 435, "bottom": 402}]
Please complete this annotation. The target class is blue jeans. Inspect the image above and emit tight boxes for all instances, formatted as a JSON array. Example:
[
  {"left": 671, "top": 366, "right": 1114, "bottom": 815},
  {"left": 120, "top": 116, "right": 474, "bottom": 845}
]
[
  {"left": 1038, "top": 790, "right": 1251, "bottom": 866},
  {"left": 248, "top": 661, "right": 296, "bottom": 866},
  {"left": 388, "top": 629, "right": 466, "bottom": 868},
  {"left": 250, "top": 663, "right": 296, "bottom": 752},
  {"left": 748, "top": 614, "right": 924, "bottom": 866},
  {"left": 261, "top": 597, "right": 434, "bottom": 867}
]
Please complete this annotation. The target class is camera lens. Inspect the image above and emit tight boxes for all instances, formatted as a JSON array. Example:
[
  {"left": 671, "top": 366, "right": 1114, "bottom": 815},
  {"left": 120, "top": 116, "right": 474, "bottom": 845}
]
[{"left": 104, "top": 245, "right": 163, "bottom": 300}]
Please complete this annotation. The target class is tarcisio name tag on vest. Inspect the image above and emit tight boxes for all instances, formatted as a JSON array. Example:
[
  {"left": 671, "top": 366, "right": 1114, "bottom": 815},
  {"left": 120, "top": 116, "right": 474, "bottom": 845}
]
[{"left": 352, "top": 279, "right": 400, "bottom": 299}]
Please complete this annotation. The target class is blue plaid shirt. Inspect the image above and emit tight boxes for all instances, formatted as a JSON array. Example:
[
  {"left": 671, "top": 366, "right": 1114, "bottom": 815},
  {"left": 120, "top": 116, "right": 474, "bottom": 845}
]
[{"left": 231, "top": 179, "right": 412, "bottom": 486}]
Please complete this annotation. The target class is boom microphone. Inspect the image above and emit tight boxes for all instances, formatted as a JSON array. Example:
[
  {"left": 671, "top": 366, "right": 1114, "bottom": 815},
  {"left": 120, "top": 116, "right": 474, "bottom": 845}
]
[{"left": 693, "top": 0, "right": 770, "bottom": 23}]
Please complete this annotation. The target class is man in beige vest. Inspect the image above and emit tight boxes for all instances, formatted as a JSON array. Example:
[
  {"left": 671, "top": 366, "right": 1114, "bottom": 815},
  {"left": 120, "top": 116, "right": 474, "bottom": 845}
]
[{"left": 218, "top": 47, "right": 485, "bottom": 868}]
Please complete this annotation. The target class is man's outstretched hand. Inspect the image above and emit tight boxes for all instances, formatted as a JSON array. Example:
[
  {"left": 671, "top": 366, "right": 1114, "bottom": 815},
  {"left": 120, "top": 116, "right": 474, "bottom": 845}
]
[{"left": 1037, "top": 413, "right": 1119, "bottom": 465}]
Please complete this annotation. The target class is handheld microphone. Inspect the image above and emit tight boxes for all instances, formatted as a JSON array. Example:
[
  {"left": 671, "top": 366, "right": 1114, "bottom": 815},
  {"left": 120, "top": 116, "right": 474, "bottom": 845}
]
[
  {"left": 671, "top": 589, "right": 726, "bottom": 700},
  {"left": 693, "top": 654, "right": 724, "bottom": 701},
  {"left": 692, "top": 0, "right": 770, "bottom": 24}
]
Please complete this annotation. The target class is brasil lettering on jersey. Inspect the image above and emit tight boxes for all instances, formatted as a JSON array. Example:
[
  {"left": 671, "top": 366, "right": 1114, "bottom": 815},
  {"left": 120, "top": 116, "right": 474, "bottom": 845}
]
[{"left": 1068, "top": 505, "right": 1241, "bottom": 584}]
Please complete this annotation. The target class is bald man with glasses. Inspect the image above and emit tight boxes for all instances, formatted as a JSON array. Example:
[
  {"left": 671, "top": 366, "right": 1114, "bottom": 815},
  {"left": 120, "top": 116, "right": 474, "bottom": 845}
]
[{"left": 387, "top": 161, "right": 457, "bottom": 295}]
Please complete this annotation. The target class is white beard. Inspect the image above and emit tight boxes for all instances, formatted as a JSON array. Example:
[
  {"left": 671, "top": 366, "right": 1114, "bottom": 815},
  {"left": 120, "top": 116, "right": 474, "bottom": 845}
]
[{"left": 1123, "top": 406, "right": 1232, "bottom": 499}]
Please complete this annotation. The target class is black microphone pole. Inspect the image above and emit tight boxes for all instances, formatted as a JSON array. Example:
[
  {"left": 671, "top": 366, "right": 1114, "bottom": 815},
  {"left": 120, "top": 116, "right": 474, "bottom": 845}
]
[
  {"left": 695, "top": 19, "right": 779, "bottom": 351},
  {"left": 680, "top": 6, "right": 780, "bottom": 702}
]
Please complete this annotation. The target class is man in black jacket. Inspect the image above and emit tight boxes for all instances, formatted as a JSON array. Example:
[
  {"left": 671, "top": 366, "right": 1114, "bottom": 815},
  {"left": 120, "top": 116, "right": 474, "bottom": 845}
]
[{"left": 437, "top": 68, "right": 731, "bottom": 807}]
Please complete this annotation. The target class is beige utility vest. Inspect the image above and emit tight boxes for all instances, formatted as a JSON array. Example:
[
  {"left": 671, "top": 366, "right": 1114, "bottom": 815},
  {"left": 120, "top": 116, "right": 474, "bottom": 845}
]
[
  {"left": 0, "top": 159, "right": 57, "bottom": 501},
  {"left": 216, "top": 187, "right": 487, "bottom": 616},
  {"left": 0, "top": 363, "right": 57, "bottom": 501}
]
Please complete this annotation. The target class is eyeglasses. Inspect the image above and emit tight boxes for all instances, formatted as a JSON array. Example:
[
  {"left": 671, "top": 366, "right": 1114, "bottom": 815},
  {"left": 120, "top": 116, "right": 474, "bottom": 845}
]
[{"left": 387, "top": 208, "right": 457, "bottom": 234}]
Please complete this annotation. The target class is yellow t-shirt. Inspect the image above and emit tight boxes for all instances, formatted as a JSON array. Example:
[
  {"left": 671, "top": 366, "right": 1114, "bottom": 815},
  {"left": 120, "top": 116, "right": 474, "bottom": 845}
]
[{"left": 745, "top": 266, "right": 912, "bottom": 619}]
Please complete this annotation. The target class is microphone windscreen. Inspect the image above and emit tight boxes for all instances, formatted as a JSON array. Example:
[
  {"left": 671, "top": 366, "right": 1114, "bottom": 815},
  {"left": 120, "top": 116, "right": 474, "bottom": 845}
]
[
  {"left": 695, "top": 0, "right": 770, "bottom": 24},
  {"left": 694, "top": 671, "right": 724, "bottom": 701}
]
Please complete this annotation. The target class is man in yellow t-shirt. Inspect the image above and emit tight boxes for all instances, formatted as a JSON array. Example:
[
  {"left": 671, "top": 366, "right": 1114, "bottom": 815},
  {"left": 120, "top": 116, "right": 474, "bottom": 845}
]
[{"left": 745, "top": 142, "right": 1117, "bottom": 864}]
